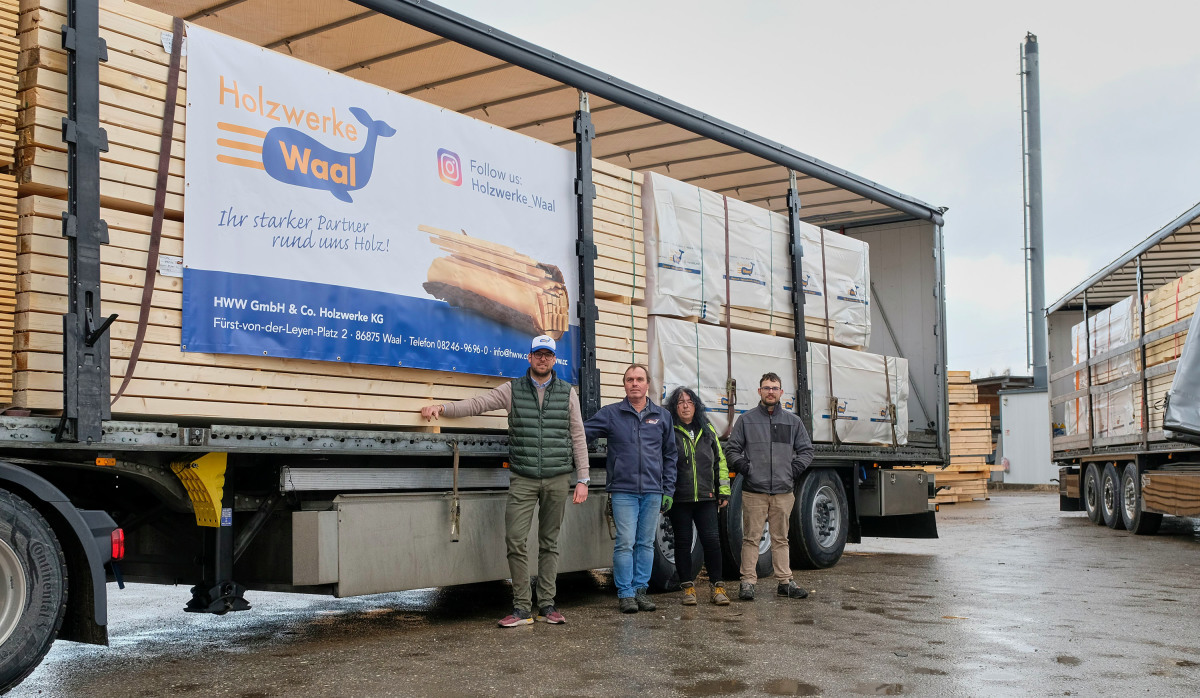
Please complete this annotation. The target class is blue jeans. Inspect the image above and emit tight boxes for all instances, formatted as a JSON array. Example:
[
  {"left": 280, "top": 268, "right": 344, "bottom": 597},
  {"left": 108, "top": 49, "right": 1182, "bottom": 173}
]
[{"left": 611, "top": 493, "right": 660, "bottom": 598}]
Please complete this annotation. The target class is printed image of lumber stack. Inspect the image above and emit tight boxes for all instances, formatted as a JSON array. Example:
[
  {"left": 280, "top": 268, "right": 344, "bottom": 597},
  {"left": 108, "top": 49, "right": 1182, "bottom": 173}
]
[
  {"left": 421, "top": 226, "right": 569, "bottom": 340},
  {"left": 590, "top": 160, "right": 647, "bottom": 405},
  {"left": 929, "top": 371, "right": 992, "bottom": 503}
]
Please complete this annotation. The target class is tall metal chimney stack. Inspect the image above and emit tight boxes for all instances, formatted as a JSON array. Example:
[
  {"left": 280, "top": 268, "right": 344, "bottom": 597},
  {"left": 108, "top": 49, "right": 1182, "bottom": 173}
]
[{"left": 1022, "top": 32, "right": 1048, "bottom": 389}]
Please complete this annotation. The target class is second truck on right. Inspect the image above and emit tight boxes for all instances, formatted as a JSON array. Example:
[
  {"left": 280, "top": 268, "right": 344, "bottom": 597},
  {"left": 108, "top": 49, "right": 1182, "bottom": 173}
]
[{"left": 1050, "top": 201, "right": 1200, "bottom": 531}]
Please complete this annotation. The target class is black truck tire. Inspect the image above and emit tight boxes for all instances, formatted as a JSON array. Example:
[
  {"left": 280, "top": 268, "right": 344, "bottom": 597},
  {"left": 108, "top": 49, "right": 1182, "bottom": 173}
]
[
  {"left": 718, "top": 474, "right": 772, "bottom": 581},
  {"left": 1100, "top": 462, "right": 1126, "bottom": 530},
  {"left": 1120, "top": 463, "right": 1162, "bottom": 535},
  {"left": 1082, "top": 463, "right": 1103, "bottom": 525},
  {"left": 650, "top": 513, "right": 703, "bottom": 592},
  {"left": 790, "top": 469, "right": 849, "bottom": 570},
  {"left": 0, "top": 487, "right": 68, "bottom": 694}
]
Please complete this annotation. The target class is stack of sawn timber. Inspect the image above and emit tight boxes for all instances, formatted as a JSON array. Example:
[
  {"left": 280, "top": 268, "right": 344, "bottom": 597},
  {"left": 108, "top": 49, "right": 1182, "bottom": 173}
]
[
  {"left": 11, "top": 0, "right": 648, "bottom": 426},
  {"left": 0, "top": 0, "right": 17, "bottom": 403},
  {"left": 910, "top": 371, "right": 990, "bottom": 503}
]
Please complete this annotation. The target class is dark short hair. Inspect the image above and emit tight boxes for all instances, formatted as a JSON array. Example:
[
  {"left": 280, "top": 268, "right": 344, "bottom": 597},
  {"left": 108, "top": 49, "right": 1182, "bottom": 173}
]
[
  {"left": 623, "top": 364, "right": 650, "bottom": 381},
  {"left": 665, "top": 386, "right": 710, "bottom": 429},
  {"left": 760, "top": 372, "right": 782, "bottom": 387}
]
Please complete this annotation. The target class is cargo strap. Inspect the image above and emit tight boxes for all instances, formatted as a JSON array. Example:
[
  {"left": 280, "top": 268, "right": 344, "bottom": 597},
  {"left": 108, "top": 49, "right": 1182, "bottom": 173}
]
[
  {"left": 820, "top": 228, "right": 839, "bottom": 446},
  {"left": 722, "top": 195, "right": 735, "bottom": 437},
  {"left": 112, "top": 16, "right": 184, "bottom": 406},
  {"left": 882, "top": 354, "right": 898, "bottom": 447}
]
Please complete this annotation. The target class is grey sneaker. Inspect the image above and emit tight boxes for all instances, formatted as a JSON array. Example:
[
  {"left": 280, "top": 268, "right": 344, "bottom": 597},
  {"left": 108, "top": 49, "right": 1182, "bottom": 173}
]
[
  {"left": 618, "top": 596, "right": 638, "bottom": 614},
  {"left": 635, "top": 586, "right": 657, "bottom": 612},
  {"left": 738, "top": 582, "right": 755, "bottom": 601},
  {"left": 777, "top": 580, "right": 809, "bottom": 599}
]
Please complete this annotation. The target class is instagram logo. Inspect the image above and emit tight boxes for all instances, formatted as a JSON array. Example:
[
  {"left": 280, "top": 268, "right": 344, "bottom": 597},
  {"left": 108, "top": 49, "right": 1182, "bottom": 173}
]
[{"left": 437, "top": 148, "right": 462, "bottom": 186}]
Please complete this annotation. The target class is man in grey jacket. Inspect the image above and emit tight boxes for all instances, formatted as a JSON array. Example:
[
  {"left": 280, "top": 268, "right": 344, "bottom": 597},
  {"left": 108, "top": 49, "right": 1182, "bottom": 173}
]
[
  {"left": 420, "top": 335, "right": 589, "bottom": 627},
  {"left": 725, "top": 372, "right": 815, "bottom": 601}
]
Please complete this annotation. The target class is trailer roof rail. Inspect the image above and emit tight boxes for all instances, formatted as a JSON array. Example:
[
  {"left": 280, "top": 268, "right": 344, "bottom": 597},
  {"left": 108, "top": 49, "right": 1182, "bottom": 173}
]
[
  {"left": 1049, "top": 199, "right": 1200, "bottom": 313},
  {"left": 154, "top": 0, "right": 944, "bottom": 228}
]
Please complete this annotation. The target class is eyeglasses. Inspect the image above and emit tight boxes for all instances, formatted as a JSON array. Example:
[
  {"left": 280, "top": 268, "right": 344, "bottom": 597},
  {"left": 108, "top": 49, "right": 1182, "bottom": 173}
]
[
  {"left": 759, "top": 386, "right": 783, "bottom": 392},
  {"left": 676, "top": 400, "right": 694, "bottom": 406}
]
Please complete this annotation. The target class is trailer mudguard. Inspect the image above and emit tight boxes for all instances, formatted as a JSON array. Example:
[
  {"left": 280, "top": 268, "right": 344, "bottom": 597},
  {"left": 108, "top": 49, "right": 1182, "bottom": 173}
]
[{"left": 0, "top": 461, "right": 113, "bottom": 643}]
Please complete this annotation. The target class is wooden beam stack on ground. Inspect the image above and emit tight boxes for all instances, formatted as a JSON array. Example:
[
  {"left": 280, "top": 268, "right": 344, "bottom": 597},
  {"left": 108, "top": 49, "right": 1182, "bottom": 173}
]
[{"left": 903, "top": 370, "right": 991, "bottom": 503}]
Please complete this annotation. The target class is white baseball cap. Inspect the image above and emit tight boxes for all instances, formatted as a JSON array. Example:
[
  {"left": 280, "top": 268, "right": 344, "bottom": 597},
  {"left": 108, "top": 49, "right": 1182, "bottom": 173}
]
[{"left": 531, "top": 335, "right": 557, "bottom": 354}]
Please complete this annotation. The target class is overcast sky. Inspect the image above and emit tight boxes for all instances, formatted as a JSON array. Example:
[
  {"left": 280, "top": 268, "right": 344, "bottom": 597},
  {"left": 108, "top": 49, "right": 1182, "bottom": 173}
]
[{"left": 435, "top": 0, "right": 1200, "bottom": 377}]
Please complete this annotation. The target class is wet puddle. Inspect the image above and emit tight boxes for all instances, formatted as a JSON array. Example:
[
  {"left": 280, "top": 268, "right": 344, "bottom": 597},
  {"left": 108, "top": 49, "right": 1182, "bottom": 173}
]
[{"left": 764, "top": 678, "right": 821, "bottom": 695}]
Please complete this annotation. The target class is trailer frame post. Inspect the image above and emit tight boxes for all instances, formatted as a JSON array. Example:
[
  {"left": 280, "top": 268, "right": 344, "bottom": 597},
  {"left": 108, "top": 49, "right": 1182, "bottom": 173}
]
[
  {"left": 59, "top": 0, "right": 112, "bottom": 444},
  {"left": 786, "top": 173, "right": 812, "bottom": 432},
  {"left": 574, "top": 91, "right": 600, "bottom": 419},
  {"left": 1083, "top": 293, "right": 1094, "bottom": 453},
  {"left": 934, "top": 221, "right": 950, "bottom": 461},
  {"left": 1135, "top": 256, "right": 1149, "bottom": 449}
]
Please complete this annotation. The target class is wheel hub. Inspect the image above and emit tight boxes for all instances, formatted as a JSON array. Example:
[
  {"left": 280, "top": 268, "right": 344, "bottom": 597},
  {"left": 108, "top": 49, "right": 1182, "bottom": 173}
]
[
  {"left": 1122, "top": 474, "right": 1137, "bottom": 521},
  {"left": 0, "top": 536, "right": 27, "bottom": 647},
  {"left": 811, "top": 485, "right": 841, "bottom": 547},
  {"left": 1102, "top": 477, "right": 1116, "bottom": 517}
]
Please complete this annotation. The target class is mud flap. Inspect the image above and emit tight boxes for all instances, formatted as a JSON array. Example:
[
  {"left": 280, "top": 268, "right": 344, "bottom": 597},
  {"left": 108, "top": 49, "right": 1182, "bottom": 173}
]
[{"left": 858, "top": 511, "right": 938, "bottom": 539}]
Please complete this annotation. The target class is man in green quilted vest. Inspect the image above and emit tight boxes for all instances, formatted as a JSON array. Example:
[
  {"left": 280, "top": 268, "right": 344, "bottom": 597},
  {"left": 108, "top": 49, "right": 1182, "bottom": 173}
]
[{"left": 420, "top": 335, "right": 590, "bottom": 627}]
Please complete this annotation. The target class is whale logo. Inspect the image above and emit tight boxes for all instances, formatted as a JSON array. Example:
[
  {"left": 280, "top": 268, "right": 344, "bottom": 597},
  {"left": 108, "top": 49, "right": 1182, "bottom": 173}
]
[
  {"left": 216, "top": 108, "right": 395, "bottom": 203},
  {"left": 260, "top": 107, "right": 395, "bottom": 202},
  {"left": 739, "top": 262, "right": 755, "bottom": 276}
]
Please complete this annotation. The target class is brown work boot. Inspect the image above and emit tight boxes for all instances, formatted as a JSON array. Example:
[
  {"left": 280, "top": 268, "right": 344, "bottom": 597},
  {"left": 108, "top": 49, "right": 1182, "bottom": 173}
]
[
  {"left": 681, "top": 582, "right": 698, "bottom": 606},
  {"left": 711, "top": 582, "right": 730, "bottom": 606}
]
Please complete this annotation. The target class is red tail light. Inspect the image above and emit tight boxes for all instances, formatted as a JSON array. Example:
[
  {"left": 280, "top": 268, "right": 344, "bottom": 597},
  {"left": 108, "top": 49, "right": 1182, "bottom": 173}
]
[{"left": 111, "top": 529, "right": 125, "bottom": 561}]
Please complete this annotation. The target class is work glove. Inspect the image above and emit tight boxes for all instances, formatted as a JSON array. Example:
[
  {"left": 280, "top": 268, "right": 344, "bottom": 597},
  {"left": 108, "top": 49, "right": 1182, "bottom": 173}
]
[{"left": 660, "top": 495, "right": 673, "bottom": 513}]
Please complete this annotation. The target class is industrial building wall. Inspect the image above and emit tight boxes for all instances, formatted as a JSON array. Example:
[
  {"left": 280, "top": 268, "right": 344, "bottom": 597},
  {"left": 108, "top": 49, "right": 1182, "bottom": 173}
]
[{"left": 999, "top": 389, "right": 1053, "bottom": 484}]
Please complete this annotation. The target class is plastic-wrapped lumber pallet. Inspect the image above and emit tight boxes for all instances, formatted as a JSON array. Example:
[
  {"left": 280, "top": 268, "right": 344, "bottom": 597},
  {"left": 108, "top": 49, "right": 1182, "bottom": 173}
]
[
  {"left": 1144, "top": 266, "right": 1200, "bottom": 368},
  {"left": 641, "top": 171, "right": 869, "bottom": 348},
  {"left": 649, "top": 315, "right": 906, "bottom": 444},
  {"left": 11, "top": 0, "right": 644, "bottom": 427}
]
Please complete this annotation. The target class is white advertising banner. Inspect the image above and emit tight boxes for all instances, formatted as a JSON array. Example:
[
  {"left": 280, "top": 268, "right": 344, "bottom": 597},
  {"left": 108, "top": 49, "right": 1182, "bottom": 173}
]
[{"left": 182, "top": 26, "right": 579, "bottom": 380}]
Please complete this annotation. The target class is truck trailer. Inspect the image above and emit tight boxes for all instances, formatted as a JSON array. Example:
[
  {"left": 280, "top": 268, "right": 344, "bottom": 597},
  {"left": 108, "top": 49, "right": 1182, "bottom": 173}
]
[
  {"left": 1050, "top": 200, "right": 1200, "bottom": 532},
  {"left": 0, "top": 0, "right": 949, "bottom": 690}
]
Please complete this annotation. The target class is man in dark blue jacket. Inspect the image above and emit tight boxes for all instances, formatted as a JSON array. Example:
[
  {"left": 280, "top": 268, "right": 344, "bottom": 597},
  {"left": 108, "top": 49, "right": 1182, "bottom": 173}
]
[{"left": 584, "top": 364, "right": 678, "bottom": 613}]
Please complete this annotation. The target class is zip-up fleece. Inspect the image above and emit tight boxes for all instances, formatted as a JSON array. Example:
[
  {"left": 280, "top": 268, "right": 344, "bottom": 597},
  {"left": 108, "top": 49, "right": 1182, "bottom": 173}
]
[
  {"left": 672, "top": 422, "right": 730, "bottom": 503},
  {"left": 726, "top": 403, "right": 815, "bottom": 495},
  {"left": 584, "top": 398, "right": 678, "bottom": 495}
]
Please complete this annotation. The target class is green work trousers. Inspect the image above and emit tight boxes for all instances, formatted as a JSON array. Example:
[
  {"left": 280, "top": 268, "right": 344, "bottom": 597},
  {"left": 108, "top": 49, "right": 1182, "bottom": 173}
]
[{"left": 505, "top": 472, "right": 571, "bottom": 612}]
